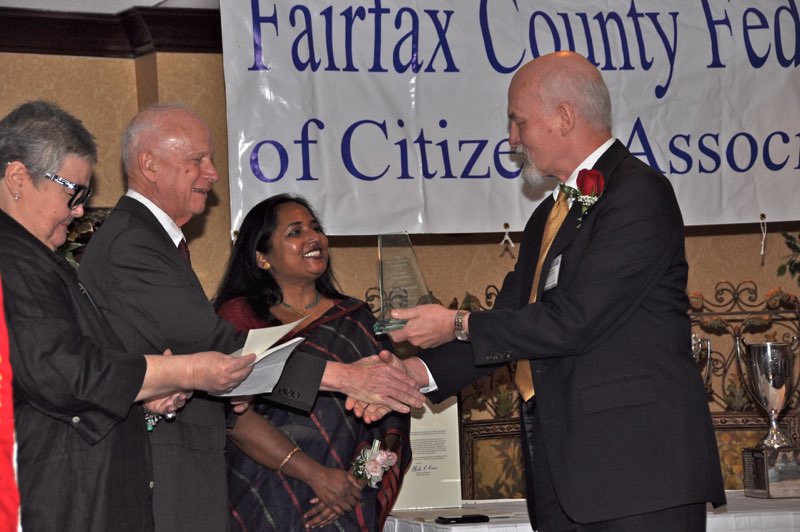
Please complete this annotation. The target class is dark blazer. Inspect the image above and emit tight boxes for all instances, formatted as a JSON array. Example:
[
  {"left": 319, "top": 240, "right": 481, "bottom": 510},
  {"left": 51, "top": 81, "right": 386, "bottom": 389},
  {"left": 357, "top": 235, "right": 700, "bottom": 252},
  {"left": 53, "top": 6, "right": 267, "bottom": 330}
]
[
  {"left": 1, "top": 210, "right": 153, "bottom": 531},
  {"left": 78, "top": 196, "right": 326, "bottom": 532},
  {"left": 422, "top": 141, "right": 725, "bottom": 525}
]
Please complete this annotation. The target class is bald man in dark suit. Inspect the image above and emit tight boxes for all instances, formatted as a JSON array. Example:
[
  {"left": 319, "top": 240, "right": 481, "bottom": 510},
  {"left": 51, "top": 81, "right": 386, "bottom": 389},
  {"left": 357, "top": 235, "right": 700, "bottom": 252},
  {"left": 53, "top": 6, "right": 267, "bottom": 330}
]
[
  {"left": 79, "top": 104, "right": 423, "bottom": 532},
  {"left": 388, "top": 52, "right": 725, "bottom": 531}
]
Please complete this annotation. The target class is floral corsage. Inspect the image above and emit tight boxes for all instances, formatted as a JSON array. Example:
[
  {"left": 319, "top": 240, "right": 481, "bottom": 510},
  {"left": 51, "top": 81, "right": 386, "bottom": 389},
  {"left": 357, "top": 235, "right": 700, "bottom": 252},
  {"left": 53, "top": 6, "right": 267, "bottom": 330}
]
[
  {"left": 562, "top": 168, "right": 605, "bottom": 227},
  {"left": 353, "top": 439, "right": 397, "bottom": 488}
]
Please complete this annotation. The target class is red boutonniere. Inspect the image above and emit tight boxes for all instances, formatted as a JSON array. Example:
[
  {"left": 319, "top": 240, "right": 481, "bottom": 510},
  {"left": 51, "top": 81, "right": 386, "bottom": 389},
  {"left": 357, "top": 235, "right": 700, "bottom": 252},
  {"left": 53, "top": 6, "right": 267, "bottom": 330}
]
[{"left": 562, "top": 169, "right": 605, "bottom": 227}]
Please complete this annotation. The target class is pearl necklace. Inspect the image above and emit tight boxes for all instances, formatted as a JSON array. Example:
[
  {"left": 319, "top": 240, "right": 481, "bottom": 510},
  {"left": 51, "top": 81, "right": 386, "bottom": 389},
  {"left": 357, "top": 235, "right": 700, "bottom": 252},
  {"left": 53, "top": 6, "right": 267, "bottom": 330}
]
[{"left": 280, "top": 291, "right": 321, "bottom": 316}]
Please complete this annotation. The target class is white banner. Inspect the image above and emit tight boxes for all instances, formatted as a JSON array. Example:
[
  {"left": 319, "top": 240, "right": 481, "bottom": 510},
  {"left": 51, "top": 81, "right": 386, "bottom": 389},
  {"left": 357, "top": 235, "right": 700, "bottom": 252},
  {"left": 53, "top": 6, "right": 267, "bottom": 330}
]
[{"left": 221, "top": 0, "right": 800, "bottom": 235}]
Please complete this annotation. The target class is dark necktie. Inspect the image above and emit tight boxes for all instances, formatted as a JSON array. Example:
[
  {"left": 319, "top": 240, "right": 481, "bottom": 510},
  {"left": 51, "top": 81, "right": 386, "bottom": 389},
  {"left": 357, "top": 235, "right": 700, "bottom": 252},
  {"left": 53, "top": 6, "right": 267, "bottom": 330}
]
[
  {"left": 177, "top": 239, "right": 191, "bottom": 266},
  {"left": 514, "top": 188, "right": 570, "bottom": 401}
]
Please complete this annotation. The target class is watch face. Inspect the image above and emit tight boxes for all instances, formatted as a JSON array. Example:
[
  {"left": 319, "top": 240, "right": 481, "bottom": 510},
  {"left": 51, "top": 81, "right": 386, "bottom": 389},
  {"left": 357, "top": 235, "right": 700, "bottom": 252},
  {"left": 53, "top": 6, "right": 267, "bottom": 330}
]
[{"left": 455, "top": 330, "right": 469, "bottom": 341}]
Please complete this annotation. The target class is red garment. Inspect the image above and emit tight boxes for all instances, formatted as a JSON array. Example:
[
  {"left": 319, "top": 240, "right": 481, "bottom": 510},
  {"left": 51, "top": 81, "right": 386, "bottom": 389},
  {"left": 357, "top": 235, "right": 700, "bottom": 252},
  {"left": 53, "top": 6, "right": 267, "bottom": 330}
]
[{"left": 0, "top": 277, "right": 20, "bottom": 532}]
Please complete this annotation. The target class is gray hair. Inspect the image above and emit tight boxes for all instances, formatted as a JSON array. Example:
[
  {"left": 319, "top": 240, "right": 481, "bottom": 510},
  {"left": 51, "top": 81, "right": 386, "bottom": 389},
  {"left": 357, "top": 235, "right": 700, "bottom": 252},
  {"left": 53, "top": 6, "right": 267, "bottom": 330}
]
[
  {"left": 121, "top": 102, "right": 196, "bottom": 178},
  {"left": 0, "top": 100, "right": 97, "bottom": 184},
  {"left": 539, "top": 66, "right": 612, "bottom": 132}
]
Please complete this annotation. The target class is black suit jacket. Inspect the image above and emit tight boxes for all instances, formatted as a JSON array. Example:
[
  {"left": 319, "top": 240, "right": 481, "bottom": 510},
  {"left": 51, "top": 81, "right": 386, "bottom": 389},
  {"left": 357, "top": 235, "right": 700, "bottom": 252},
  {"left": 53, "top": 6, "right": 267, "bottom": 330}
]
[
  {"left": 78, "top": 196, "right": 326, "bottom": 532},
  {"left": 422, "top": 141, "right": 725, "bottom": 524}
]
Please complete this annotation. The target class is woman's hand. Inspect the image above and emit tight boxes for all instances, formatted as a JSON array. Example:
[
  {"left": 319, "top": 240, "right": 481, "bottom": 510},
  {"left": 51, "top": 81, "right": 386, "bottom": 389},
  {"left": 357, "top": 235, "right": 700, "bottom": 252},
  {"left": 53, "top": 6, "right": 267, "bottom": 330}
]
[
  {"left": 303, "top": 467, "right": 362, "bottom": 528},
  {"left": 144, "top": 390, "right": 191, "bottom": 415},
  {"left": 186, "top": 350, "right": 255, "bottom": 394},
  {"left": 143, "top": 349, "right": 192, "bottom": 414},
  {"left": 303, "top": 500, "right": 340, "bottom": 529}
]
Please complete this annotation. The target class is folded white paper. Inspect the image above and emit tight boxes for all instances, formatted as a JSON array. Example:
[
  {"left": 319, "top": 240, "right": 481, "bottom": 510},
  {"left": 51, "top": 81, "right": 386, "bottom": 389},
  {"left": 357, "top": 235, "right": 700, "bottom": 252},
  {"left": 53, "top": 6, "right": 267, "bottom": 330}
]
[
  {"left": 213, "top": 317, "right": 308, "bottom": 396},
  {"left": 240, "top": 316, "right": 308, "bottom": 365}
]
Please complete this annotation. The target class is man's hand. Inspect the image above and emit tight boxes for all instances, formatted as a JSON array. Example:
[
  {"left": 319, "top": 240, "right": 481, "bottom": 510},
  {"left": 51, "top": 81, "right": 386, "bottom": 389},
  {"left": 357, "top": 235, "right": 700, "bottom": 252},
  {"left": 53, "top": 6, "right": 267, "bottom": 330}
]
[
  {"left": 322, "top": 350, "right": 425, "bottom": 414},
  {"left": 346, "top": 352, "right": 431, "bottom": 423},
  {"left": 187, "top": 351, "right": 256, "bottom": 394},
  {"left": 229, "top": 395, "right": 253, "bottom": 414},
  {"left": 350, "top": 402, "right": 391, "bottom": 424},
  {"left": 388, "top": 304, "right": 459, "bottom": 349}
]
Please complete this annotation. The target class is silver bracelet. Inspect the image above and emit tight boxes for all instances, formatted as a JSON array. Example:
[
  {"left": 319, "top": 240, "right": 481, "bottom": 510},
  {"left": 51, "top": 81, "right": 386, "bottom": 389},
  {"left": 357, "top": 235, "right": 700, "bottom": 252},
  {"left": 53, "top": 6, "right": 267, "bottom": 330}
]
[{"left": 144, "top": 410, "right": 162, "bottom": 432}]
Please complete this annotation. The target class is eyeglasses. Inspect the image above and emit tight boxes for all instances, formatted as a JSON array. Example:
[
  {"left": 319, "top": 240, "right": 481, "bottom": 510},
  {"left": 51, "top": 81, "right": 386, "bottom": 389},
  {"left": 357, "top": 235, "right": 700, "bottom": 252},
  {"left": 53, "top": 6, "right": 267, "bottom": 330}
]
[{"left": 42, "top": 172, "right": 93, "bottom": 210}]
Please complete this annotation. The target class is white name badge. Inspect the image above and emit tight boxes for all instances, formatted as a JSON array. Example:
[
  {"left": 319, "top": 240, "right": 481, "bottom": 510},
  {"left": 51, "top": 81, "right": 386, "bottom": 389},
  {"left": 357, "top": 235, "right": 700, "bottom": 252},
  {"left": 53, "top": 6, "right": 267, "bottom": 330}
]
[{"left": 543, "top": 254, "right": 561, "bottom": 292}]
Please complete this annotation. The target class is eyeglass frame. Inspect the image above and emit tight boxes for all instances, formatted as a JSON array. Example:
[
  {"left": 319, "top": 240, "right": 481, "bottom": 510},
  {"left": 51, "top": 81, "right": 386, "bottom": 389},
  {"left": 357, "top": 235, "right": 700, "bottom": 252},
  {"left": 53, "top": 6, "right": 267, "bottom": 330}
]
[{"left": 42, "top": 171, "right": 93, "bottom": 209}]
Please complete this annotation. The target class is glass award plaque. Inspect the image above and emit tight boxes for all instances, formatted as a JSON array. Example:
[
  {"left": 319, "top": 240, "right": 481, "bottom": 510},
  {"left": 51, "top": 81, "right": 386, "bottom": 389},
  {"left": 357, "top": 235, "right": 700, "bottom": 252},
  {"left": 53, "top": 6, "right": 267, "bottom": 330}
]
[{"left": 373, "top": 233, "right": 433, "bottom": 335}]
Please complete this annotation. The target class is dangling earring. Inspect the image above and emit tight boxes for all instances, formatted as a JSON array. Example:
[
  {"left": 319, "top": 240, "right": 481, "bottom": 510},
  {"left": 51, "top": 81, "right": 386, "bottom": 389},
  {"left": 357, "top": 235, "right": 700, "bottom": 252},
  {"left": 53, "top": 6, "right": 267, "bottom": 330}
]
[{"left": 13, "top": 190, "right": 20, "bottom": 201}]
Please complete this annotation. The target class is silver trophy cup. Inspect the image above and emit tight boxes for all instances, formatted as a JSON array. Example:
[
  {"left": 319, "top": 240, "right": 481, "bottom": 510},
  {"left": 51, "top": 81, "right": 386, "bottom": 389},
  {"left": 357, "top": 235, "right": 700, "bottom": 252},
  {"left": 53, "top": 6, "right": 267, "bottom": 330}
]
[{"left": 737, "top": 341, "right": 799, "bottom": 448}]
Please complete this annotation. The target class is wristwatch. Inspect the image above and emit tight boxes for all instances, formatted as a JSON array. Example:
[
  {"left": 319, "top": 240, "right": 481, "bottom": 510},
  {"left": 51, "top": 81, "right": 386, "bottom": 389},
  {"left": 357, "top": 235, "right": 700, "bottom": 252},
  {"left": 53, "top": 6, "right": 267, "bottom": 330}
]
[{"left": 454, "top": 310, "right": 470, "bottom": 342}]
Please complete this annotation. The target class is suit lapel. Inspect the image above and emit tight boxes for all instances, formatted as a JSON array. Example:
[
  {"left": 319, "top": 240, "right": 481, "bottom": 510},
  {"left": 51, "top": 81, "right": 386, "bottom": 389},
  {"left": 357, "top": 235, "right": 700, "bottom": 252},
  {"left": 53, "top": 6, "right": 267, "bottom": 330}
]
[
  {"left": 117, "top": 195, "right": 173, "bottom": 245},
  {"left": 592, "top": 139, "right": 628, "bottom": 187},
  {"left": 117, "top": 196, "right": 193, "bottom": 272},
  {"left": 530, "top": 141, "right": 629, "bottom": 301}
]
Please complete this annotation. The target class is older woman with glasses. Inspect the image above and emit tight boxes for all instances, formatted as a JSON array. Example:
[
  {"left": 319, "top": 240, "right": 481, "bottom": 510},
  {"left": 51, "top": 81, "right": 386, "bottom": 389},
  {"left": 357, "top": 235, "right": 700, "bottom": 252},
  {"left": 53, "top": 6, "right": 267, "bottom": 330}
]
[{"left": 0, "top": 100, "right": 256, "bottom": 531}]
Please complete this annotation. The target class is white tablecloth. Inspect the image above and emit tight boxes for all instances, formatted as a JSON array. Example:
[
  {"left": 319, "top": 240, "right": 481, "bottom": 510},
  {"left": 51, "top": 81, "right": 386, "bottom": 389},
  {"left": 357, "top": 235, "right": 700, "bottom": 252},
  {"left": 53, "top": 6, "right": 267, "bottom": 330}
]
[
  {"left": 384, "top": 491, "right": 800, "bottom": 532},
  {"left": 707, "top": 490, "right": 800, "bottom": 532},
  {"left": 386, "top": 499, "right": 530, "bottom": 532}
]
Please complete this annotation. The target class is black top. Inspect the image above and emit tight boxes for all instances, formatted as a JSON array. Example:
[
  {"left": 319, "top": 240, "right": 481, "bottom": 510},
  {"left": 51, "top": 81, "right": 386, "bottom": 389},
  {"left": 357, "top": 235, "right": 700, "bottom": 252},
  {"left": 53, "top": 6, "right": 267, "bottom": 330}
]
[{"left": 0, "top": 210, "right": 152, "bottom": 531}]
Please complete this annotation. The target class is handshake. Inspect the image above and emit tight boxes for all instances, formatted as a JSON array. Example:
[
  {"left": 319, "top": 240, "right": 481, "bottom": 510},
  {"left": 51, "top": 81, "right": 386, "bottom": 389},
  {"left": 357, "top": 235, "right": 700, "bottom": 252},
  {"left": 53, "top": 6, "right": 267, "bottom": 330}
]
[
  {"left": 339, "top": 350, "right": 430, "bottom": 423},
  {"left": 144, "top": 304, "right": 449, "bottom": 423},
  {"left": 143, "top": 347, "right": 431, "bottom": 424},
  {"left": 339, "top": 304, "right": 459, "bottom": 422}
]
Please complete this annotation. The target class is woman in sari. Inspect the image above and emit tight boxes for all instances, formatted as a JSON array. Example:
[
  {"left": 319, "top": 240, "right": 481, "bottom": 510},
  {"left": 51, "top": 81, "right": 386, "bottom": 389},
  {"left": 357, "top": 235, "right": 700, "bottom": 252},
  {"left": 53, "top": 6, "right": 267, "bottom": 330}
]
[{"left": 214, "top": 194, "right": 410, "bottom": 531}]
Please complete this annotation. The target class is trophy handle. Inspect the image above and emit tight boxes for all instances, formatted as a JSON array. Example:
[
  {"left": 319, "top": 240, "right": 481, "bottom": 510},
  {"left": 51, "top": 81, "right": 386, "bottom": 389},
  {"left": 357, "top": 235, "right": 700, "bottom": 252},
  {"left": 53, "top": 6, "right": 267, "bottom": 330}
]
[
  {"left": 791, "top": 336, "right": 800, "bottom": 405},
  {"left": 691, "top": 334, "right": 712, "bottom": 389},
  {"left": 702, "top": 338, "right": 712, "bottom": 388},
  {"left": 734, "top": 335, "right": 758, "bottom": 407}
]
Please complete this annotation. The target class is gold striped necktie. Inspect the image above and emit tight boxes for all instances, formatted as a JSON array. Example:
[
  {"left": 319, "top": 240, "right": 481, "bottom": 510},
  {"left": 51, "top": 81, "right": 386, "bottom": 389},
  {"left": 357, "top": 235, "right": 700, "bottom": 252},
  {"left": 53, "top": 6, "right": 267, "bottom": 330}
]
[{"left": 515, "top": 187, "right": 570, "bottom": 401}]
